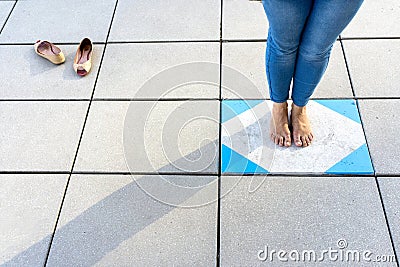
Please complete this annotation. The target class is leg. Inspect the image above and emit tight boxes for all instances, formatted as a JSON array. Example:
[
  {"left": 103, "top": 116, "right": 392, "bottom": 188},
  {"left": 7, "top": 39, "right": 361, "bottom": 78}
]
[
  {"left": 291, "top": 0, "right": 364, "bottom": 147},
  {"left": 263, "top": 0, "right": 312, "bottom": 104},
  {"left": 291, "top": 0, "right": 364, "bottom": 106},
  {"left": 262, "top": 0, "right": 312, "bottom": 147}
]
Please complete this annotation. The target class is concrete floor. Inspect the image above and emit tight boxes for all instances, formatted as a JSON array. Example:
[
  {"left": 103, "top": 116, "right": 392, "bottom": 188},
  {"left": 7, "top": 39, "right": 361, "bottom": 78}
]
[{"left": 1, "top": 0, "right": 399, "bottom": 266}]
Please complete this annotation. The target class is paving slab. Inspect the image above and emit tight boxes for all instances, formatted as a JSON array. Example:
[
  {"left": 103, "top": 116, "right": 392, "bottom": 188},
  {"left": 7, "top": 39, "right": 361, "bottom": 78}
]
[
  {"left": 109, "top": 0, "right": 220, "bottom": 41},
  {"left": 358, "top": 100, "right": 400, "bottom": 175},
  {"left": 343, "top": 40, "right": 400, "bottom": 98},
  {"left": 0, "top": 174, "right": 67, "bottom": 266},
  {"left": 0, "top": 1, "right": 14, "bottom": 30},
  {"left": 377, "top": 177, "right": 400, "bottom": 258},
  {"left": 0, "top": 45, "right": 104, "bottom": 99},
  {"left": 94, "top": 43, "right": 219, "bottom": 99},
  {"left": 74, "top": 100, "right": 219, "bottom": 173},
  {"left": 342, "top": 0, "right": 400, "bottom": 38},
  {"left": 220, "top": 176, "right": 396, "bottom": 266},
  {"left": 222, "top": 0, "right": 268, "bottom": 40},
  {"left": 221, "top": 99, "right": 372, "bottom": 175},
  {"left": 222, "top": 41, "right": 352, "bottom": 99},
  {"left": 0, "top": 101, "right": 88, "bottom": 171},
  {"left": 46, "top": 174, "right": 217, "bottom": 266},
  {"left": 0, "top": 0, "right": 116, "bottom": 43}
]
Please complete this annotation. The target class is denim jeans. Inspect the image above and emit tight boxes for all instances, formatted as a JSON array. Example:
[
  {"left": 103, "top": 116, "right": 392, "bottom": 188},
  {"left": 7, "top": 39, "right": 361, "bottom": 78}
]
[{"left": 262, "top": 0, "right": 364, "bottom": 106}]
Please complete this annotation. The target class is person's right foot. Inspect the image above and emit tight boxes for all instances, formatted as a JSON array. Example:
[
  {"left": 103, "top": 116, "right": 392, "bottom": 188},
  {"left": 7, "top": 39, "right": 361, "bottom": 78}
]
[
  {"left": 269, "top": 102, "right": 291, "bottom": 147},
  {"left": 290, "top": 103, "right": 313, "bottom": 147}
]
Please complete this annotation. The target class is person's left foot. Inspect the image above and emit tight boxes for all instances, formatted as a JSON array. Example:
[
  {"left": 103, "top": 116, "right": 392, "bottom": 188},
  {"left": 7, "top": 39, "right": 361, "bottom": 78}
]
[{"left": 290, "top": 103, "right": 313, "bottom": 147}]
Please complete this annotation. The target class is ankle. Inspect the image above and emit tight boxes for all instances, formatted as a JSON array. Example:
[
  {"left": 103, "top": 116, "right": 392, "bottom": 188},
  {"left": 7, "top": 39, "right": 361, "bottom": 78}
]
[
  {"left": 273, "top": 101, "right": 288, "bottom": 111},
  {"left": 291, "top": 103, "right": 307, "bottom": 114}
]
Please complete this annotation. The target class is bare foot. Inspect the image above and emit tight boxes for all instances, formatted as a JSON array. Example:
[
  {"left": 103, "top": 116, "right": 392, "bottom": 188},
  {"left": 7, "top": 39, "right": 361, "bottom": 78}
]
[
  {"left": 290, "top": 103, "right": 313, "bottom": 147},
  {"left": 270, "top": 102, "right": 291, "bottom": 147}
]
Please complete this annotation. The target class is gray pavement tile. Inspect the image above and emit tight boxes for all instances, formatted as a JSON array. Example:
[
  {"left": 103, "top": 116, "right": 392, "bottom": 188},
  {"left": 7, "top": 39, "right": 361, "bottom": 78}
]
[
  {"left": 378, "top": 177, "right": 400, "bottom": 259},
  {"left": 222, "top": 0, "right": 268, "bottom": 40},
  {"left": 46, "top": 174, "right": 217, "bottom": 266},
  {"left": 94, "top": 43, "right": 219, "bottom": 99},
  {"left": 221, "top": 176, "right": 396, "bottom": 266},
  {"left": 343, "top": 40, "right": 400, "bottom": 98},
  {"left": 109, "top": 0, "right": 220, "bottom": 42},
  {"left": 0, "top": 101, "right": 88, "bottom": 171},
  {"left": 358, "top": 100, "right": 400, "bottom": 175},
  {"left": 74, "top": 100, "right": 219, "bottom": 173},
  {"left": 0, "top": 174, "right": 68, "bottom": 266},
  {"left": 222, "top": 41, "right": 352, "bottom": 99},
  {"left": 0, "top": 0, "right": 116, "bottom": 43},
  {"left": 342, "top": 0, "right": 400, "bottom": 38},
  {"left": 0, "top": 45, "right": 104, "bottom": 99},
  {"left": 222, "top": 42, "right": 268, "bottom": 99},
  {"left": 0, "top": 1, "right": 14, "bottom": 30}
]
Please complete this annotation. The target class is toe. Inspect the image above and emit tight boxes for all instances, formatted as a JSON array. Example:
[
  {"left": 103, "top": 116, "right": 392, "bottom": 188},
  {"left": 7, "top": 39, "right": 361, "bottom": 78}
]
[
  {"left": 274, "top": 136, "right": 280, "bottom": 145},
  {"left": 270, "top": 133, "right": 275, "bottom": 142},
  {"left": 284, "top": 134, "right": 291, "bottom": 147},
  {"left": 293, "top": 133, "right": 302, "bottom": 147},
  {"left": 300, "top": 136, "right": 307, "bottom": 147},
  {"left": 279, "top": 136, "right": 284, "bottom": 146},
  {"left": 308, "top": 133, "right": 313, "bottom": 141},
  {"left": 305, "top": 136, "right": 311, "bottom": 146}
]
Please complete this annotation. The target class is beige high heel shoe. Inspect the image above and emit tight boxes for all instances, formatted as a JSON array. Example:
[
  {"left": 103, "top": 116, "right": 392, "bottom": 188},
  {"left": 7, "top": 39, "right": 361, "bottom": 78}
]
[
  {"left": 73, "top": 38, "right": 93, "bottom": 77},
  {"left": 34, "top": 40, "right": 65, "bottom": 64}
]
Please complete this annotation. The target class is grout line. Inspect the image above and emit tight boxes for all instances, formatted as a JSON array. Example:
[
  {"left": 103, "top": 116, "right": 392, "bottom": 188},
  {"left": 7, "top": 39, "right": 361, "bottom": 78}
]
[
  {"left": 43, "top": 0, "right": 120, "bottom": 265},
  {"left": 339, "top": 37, "right": 376, "bottom": 175},
  {"left": 71, "top": 171, "right": 219, "bottom": 176},
  {"left": 0, "top": 42, "right": 104, "bottom": 46},
  {"left": 0, "top": 171, "right": 71, "bottom": 175},
  {"left": 0, "top": 99, "right": 91, "bottom": 102},
  {"left": 338, "top": 37, "right": 357, "bottom": 98},
  {"left": 374, "top": 177, "right": 400, "bottom": 267},
  {"left": 349, "top": 97, "right": 400, "bottom": 100},
  {"left": 0, "top": 171, "right": 219, "bottom": 176},
  {"left": 222, "top": 38, "right": 341, "bottom": 43},
  {"left": 0, "top": 0, "right": 17, "bottom": 35},
  {"left": 339, "top": 36, "right": 398, "bottom": 264},
  {"left": 2, "top": 97, "right": 400, "bottom": 102},
  {"left": 216, "top": 0, "right": 223, "bottom": 266},
  {"left": 374, "top": 174, "right": 400, "bottom": 178},
  {"left": 92, "top": 98, "right": 220, "bottom": 101},
  {"left": 0, "top": 40, "right": 220, "bottom": 46},
  {"left": 222, "top": 173, "right": 376, "bottom": 177},
  {"left": 107, "top": 40, "right": 220, "bottom": 44},
  {"left": 340, "top": 37, "right": 400, "bottom": 41},
  {"left": 2, "top": 37, "right": 400, "bottom": 46},
  {"left": 1, "top": 171, "right": 392, "bottom": 177}
]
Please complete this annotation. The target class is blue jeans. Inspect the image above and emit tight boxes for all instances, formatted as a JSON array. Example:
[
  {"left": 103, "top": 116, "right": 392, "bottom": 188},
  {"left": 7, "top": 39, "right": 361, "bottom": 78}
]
[{"left": 262, "top": 0, "right": 364, "bottom": 106}]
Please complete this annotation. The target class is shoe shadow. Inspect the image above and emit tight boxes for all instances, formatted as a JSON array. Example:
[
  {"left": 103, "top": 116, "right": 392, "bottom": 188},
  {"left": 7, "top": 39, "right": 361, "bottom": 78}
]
[{"left": 27, "top": 49, "right": 57, "bottom": 77}]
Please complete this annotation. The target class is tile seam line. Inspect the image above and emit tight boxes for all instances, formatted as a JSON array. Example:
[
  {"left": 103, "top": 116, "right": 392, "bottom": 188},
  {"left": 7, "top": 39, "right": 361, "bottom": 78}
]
[
  {"left": 341, "top": 37, "right": 400, "bottom": 40},
  {"left": 0, "top": 0, "right": 18, "bottom": 35},
  {"left": 0, "top": 40, "right": 221, "bottom": 45},
  {"left": 0, "top": 171, "right": 220, "bottom": 176},
  {"left": 0, "top": 171, "right": 391, "bottom": 177},
  {"left": 217, "top": 0, "right": 223, "bottom": 266},
  {"left": 374, "top": 176, "right": 400, "bottom": 267},
  {"left": 43, "top": 0, "right": 120, "bottom": 265},
  {"left": 3, "top": 97, "right": 400, "bottom": 102},
  {"left": 339, "top": 36, "right": 376, "bottom": 175},
  {"left": 2, "top": 37, "right": 400, "bottom": 46},
  {"left": 0, "top": 98, "right": 220, "bottom": 102},
  {"left": 221, "top": 173, "right": 376, "bottom": 177},
  {"left": 341, "top": 37, "right": 398, "bottom": 266}
]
